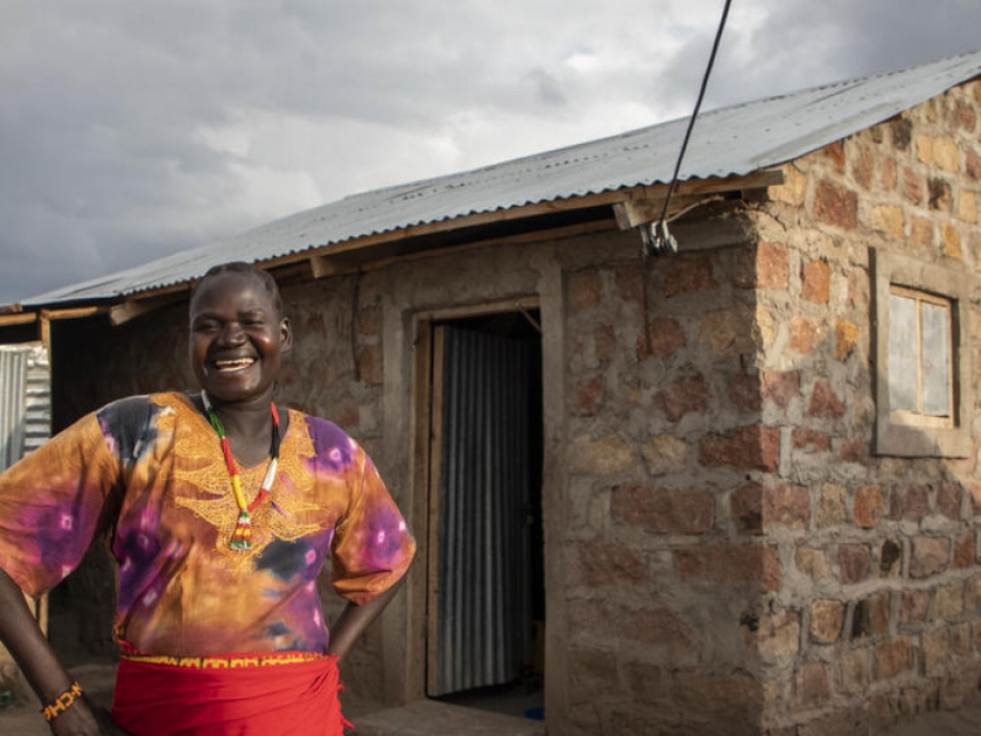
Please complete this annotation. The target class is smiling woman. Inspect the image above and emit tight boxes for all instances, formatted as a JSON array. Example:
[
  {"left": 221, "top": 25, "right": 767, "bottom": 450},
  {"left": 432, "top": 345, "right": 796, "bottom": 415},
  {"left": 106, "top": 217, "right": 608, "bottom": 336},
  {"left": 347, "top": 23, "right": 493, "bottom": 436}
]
[{"left": 0, "top": 262, "right": 415, "bottom": 735}]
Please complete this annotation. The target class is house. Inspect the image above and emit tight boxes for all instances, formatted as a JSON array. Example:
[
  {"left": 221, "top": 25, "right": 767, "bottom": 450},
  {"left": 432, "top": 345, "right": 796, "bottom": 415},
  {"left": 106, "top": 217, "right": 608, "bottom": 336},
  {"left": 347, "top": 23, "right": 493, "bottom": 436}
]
[{"left": 3, "top": 48, "right": 981, "bottom": 734}]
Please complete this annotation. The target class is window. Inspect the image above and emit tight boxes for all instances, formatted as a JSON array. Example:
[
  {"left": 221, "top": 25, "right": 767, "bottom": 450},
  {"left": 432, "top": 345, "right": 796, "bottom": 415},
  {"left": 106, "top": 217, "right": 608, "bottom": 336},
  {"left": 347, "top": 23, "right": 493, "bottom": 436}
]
[{"left": 873, "top": 249, "right": 971, "bottom": 457}]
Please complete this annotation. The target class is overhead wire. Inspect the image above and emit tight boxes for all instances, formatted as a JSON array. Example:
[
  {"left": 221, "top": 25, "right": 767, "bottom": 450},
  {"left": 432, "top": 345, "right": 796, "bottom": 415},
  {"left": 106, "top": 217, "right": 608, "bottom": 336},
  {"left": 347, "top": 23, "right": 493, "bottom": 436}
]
[{"left": 646, "top": 0, "right": 734, "bottom": 255}]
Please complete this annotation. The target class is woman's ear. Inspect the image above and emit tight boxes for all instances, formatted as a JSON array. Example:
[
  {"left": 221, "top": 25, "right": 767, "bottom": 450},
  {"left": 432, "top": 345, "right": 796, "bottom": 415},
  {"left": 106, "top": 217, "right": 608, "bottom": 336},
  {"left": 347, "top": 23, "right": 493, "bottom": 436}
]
[{"left": 280, "top": 317, "right": 294, "bottom": 353}]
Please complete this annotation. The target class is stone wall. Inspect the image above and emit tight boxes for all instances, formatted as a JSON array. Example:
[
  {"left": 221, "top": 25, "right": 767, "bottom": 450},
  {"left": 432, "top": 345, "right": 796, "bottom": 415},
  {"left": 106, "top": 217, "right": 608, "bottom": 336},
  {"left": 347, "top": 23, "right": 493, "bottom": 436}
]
[{"left": 744, "top": 77, "right": 981, "bottom": 733}]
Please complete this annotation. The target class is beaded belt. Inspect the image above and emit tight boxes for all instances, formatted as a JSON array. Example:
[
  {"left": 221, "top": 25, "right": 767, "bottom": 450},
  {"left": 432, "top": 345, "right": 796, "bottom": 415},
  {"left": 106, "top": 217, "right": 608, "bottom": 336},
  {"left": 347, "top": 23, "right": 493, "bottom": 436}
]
[{"left": 119, "top": 649, "right": 327, "bottom": 669}]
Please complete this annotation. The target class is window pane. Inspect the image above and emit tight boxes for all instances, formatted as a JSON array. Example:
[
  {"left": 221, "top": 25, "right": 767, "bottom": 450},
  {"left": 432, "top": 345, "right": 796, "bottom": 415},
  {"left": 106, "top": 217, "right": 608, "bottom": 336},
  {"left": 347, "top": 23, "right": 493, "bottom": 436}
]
[
  {"left": 888, "top": 294, "right": 918, "bottom": 411},
  {"left": 921, "top": 301, "right": 951, "bottom": 416}
]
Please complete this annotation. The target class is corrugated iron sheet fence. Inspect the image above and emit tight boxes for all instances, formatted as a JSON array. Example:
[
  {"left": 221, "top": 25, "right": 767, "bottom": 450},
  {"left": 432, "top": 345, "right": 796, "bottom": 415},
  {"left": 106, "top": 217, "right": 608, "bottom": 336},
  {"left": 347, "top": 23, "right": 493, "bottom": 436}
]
[
  {"left": 0, "top": 344, "right": 50, "bottom": 471},
  {"left": 433, "top": 325, "right": 533, "bottom": 696}
]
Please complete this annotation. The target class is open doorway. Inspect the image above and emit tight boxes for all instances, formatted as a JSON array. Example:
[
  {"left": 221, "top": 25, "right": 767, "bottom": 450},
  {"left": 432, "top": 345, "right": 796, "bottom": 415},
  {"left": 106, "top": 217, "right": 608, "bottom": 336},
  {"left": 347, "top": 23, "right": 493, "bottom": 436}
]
[{"left": 422, "top": 307, "right": 545, "bottom": 721}]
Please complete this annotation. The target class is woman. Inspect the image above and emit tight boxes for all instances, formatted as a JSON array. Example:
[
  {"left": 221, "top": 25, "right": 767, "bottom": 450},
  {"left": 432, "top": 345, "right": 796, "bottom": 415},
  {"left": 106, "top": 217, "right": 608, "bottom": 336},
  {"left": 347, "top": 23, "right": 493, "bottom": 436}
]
[{"left": 0, "top": 262, "right": 415, "bottom": 735}]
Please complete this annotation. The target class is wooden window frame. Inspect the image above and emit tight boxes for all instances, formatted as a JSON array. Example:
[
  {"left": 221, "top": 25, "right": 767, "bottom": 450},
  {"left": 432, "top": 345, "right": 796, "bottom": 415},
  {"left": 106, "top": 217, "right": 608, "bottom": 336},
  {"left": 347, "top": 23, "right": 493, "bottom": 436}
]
[{"left": 872, "top": 249, "right": 972, "bottom": 457}]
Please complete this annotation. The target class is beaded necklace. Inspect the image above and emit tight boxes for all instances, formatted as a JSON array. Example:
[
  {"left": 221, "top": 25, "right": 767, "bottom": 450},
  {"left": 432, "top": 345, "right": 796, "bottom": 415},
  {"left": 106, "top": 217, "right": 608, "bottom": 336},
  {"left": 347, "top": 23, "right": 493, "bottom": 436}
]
[{"left": 201, "top": 392, "right": 281, "bottom": 551}]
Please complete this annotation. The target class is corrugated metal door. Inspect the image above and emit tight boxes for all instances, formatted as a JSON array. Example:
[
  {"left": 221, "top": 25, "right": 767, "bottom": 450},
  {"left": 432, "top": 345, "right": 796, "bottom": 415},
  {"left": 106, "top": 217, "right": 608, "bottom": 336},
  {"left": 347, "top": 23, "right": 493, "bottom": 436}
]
[
  {"left": 0, "top": 344, "right": 50, "bottom": 471},
  {"left": 427, "top": 324, "right": 533, "bottom": 696}
]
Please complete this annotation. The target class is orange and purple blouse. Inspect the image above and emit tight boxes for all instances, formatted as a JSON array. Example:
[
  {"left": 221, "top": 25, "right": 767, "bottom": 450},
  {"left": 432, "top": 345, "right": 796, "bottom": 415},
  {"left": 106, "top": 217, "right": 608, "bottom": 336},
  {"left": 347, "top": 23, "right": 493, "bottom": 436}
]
[{"left": 0, "top": 392, "right": 415, "bottom": 657}]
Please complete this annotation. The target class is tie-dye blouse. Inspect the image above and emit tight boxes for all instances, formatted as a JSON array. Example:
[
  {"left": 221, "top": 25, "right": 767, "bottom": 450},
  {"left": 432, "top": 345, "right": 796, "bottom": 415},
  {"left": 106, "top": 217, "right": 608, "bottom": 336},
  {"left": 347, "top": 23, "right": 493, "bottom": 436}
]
[{"left": 0, "top": 392, "right": 415, "bottom": 656}]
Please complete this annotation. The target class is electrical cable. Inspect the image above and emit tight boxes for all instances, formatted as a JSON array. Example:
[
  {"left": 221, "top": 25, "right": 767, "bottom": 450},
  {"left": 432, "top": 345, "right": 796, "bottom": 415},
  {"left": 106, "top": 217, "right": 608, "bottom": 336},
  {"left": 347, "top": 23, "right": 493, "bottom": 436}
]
[{"left": 649, "top": 0, "right": 733, "bottom": 254}]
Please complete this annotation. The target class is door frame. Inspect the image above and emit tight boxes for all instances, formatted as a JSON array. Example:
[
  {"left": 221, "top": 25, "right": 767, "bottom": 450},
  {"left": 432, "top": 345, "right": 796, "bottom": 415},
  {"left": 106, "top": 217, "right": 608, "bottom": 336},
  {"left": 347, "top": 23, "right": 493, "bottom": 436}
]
[{"left": 407, "top": 297, "right": 542, "bottom": 700}]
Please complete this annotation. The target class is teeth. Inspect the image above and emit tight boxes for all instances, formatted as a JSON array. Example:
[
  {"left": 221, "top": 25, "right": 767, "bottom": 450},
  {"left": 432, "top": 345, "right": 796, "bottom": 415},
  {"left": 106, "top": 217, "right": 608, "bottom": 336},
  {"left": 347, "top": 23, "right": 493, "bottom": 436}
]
[{"left": 214, "top": 358, "right": 255, "bottom": 371}]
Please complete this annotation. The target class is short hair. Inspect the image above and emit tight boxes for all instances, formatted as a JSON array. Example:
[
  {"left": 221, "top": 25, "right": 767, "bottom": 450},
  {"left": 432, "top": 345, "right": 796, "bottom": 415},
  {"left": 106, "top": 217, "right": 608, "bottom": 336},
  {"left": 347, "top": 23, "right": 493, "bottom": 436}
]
[{"left": 189, "top": 262, "right": 285, "bottom": 319}]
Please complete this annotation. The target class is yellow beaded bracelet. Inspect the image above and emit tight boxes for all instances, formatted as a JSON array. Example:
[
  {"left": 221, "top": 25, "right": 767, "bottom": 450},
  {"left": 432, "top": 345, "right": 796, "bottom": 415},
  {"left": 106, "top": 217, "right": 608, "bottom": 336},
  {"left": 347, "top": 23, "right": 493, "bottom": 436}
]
[{"left": 40, "top": 681, "right": 84, "bottom": 722}]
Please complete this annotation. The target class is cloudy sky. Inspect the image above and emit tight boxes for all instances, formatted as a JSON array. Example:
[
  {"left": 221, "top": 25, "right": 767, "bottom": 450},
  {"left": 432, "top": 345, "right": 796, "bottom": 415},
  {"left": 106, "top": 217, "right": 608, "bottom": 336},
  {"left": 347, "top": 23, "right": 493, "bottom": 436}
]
[{"left": 1, "top": 0, "right": 979, "bottom": 304}]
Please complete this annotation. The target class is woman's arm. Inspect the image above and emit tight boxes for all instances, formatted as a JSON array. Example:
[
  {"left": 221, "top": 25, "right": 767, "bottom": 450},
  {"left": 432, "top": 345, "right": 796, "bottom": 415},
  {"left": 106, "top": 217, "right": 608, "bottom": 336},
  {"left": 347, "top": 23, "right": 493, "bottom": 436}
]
[
  {"left": 325, "top": 584, "right": 401, "bottom": 663},
  {"left": 0, "top": 566, "right": 120, "bottom": 735}
]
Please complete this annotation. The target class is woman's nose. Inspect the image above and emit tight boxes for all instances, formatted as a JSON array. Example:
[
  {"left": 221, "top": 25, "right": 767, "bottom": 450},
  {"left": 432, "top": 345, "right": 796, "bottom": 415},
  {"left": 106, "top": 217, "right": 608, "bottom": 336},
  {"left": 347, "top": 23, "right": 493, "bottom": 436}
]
[{"left": 218, "top": 322, "right": 245, "bottom": 345}]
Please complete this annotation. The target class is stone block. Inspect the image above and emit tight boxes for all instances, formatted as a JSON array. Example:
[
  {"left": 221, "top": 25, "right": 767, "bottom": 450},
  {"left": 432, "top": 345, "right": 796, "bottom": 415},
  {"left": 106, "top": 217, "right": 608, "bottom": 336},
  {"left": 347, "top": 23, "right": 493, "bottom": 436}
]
[
  {"left": 854, "top": 484, "right": 883, "bottom": 528},
  {"left": 916, "top": 135, "right": 933, "bottom": 164},
  {"left": 576, "top": 541, "right": 648, "bottom": 588},
  {"left": 657, "top": 374, "right": 709, "bottom": 422},
  {"left": 759, "top": 607, "right": 800, "bottom": 661},
  {"left": 840, "top": 439, "right": 870, "bottom": 465},
  {"left": 640, "top": 434, "right": 687, "bottom": 476},
  {"left": 792, "top": 429, "right": 831, "bottom": 453},
  {"left": 569, "top": 270, "right": 603, "bottom": 307},
  {"left": 355, "top": 345, "right": 383, "bottom": 385},
  {"left": 836, "top": 647, "right": 870, "bottom": 695},
  {"left": 568, "top": 435, "right": 635, "bottom": 475},
  {"left": 874, "top": 637, "right": 912, "bottom": 680},
  {"left": 762, "top": 371, "right": 800, "bottom": 408},
  {"left": 852, "top": 148, "right": 873, "bottom": 188},
  {"left": 732, "top": 482, "right": 763, "bottom": 535},
  {"left": 757, "top": 241, "right": 790, "bottom": 289},
  {"left": 921, "top": 628, "right": 948, "bottom": 676},
  {"left": 903, "top": 168, "right": 924, "bottom": 204},
  {"left": 933, "top": 136, "right": 961, "bottom": 172},
  {"left": 698, "top": 425, "right": 780, "bottom": 472},
  {"left": 936, "top": 482, "right": 962, "bottom": 520},
  {"left": 879, "top": 539, "right": 902, "bottom": 577},
  {"left": 890, "top": 118, "right": 913, "bottom": 150},
  {"left": 889, "top": 484, "right": 930, "bottom": 522},
  {"left": 929, "top": 177, "right": 952, "bottom": 211},
  {"left": 810, "top": 599, "right": 844, "bottom": 644},
  {"left": 699, "top": 303, "right": 755, "bottom": 355},
  {"left": 610, "top": 485, "right": 714, "bottom": 534},
  {"left": 801, "top": 259, "right": 831, "bottom": 304},
  {"left": 964, "top": 574, "right": 981, "bottom": 612},
  {"left": 764, "top": 483, "right": 810, "bottom": 529},
  {"left": 953, "top": 101, "right": 977, "bottom": 131},
  {"left": 622, "top": 606, "right": 699, "bottom": 652},
  {"left": 958, "top": 190, "right": 978, "bottom": 224},
  {"left": 675, "top": 544, "right": 780, "bottom": 592},
  {"left": 789, "top": 316, "right": 823, "bottom": 354},
  {"left": 637, "top": 317, "right": 686, "bottom": 360},
  {"left": 796, "top": 547, "right": 831, "bottom": 580},
  {"left": 852, "top": 593, "right": 890, "bottom": 638},
  {"left": 910, "top": 216, "right": 933, "bottom": 248},
  {"left": 870, "top": 205, "right": 905, "bottom": 238},
  {"left": 881, "top": 155, "right": 898, "bottom": 190},
  {"left": 729, "top": 371, "right": 762, "bottom": 412},
  {"left": 953, "top": 534, "right": 974, "bottom": 568},
  {"left": 909, "top": 537, "right": 950, "bottom": 579},
  {"left": 573, "top": 376, "right": 604, "bottom": 416},
  {"left": 838, "top": 544, "right": 871, "bottom": 584},
  {"left": 813, "top": 179, "right": 858, "bottom": 229},
  {"left": 794, "top": 662, "right": 829, "bottom": 709},
  {"left": 807, "top": 379, "right": 846, "bottom": 419},
  {"left": 943, "top": 222, "right": 963, "bottom": 260},
  {"left": 899, "top": 589, "right": 930, "bottom": 626},
  {"left": 663, "top": 255, "right": 718, "bottom": 298},
  {"left": 835, "top": 320, "right": 859, "bottom": 360},
  {"left": 817, "top": 484, "right": 847, "bottom": 528},
  {"left": 933, "top": 582, "right": 964, "bottom": 619},
  {"left": 967, "top": 149, "right": 981, "bottom": 181}
]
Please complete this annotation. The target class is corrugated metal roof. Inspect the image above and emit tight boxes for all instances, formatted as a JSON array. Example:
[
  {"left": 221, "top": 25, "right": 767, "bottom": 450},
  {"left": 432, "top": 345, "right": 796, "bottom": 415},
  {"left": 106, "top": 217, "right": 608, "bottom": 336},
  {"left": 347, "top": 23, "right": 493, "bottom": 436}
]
[{"left": 23, "top": 49, "right": 981, "bottom": 307}]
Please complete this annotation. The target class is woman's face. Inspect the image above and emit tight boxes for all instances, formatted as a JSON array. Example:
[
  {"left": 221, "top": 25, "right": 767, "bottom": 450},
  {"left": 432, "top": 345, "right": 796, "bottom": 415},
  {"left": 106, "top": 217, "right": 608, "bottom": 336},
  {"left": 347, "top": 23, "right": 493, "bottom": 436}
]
[{"left": 188, "top": 272, "right": 292, "bottom": 405}]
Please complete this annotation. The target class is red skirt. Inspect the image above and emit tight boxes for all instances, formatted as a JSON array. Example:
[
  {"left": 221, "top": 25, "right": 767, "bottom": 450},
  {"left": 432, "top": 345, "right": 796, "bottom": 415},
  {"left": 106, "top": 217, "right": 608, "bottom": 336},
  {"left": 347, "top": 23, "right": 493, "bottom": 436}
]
[{"left": 111, "top": 651, "right": 350, "bottom": 735}]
